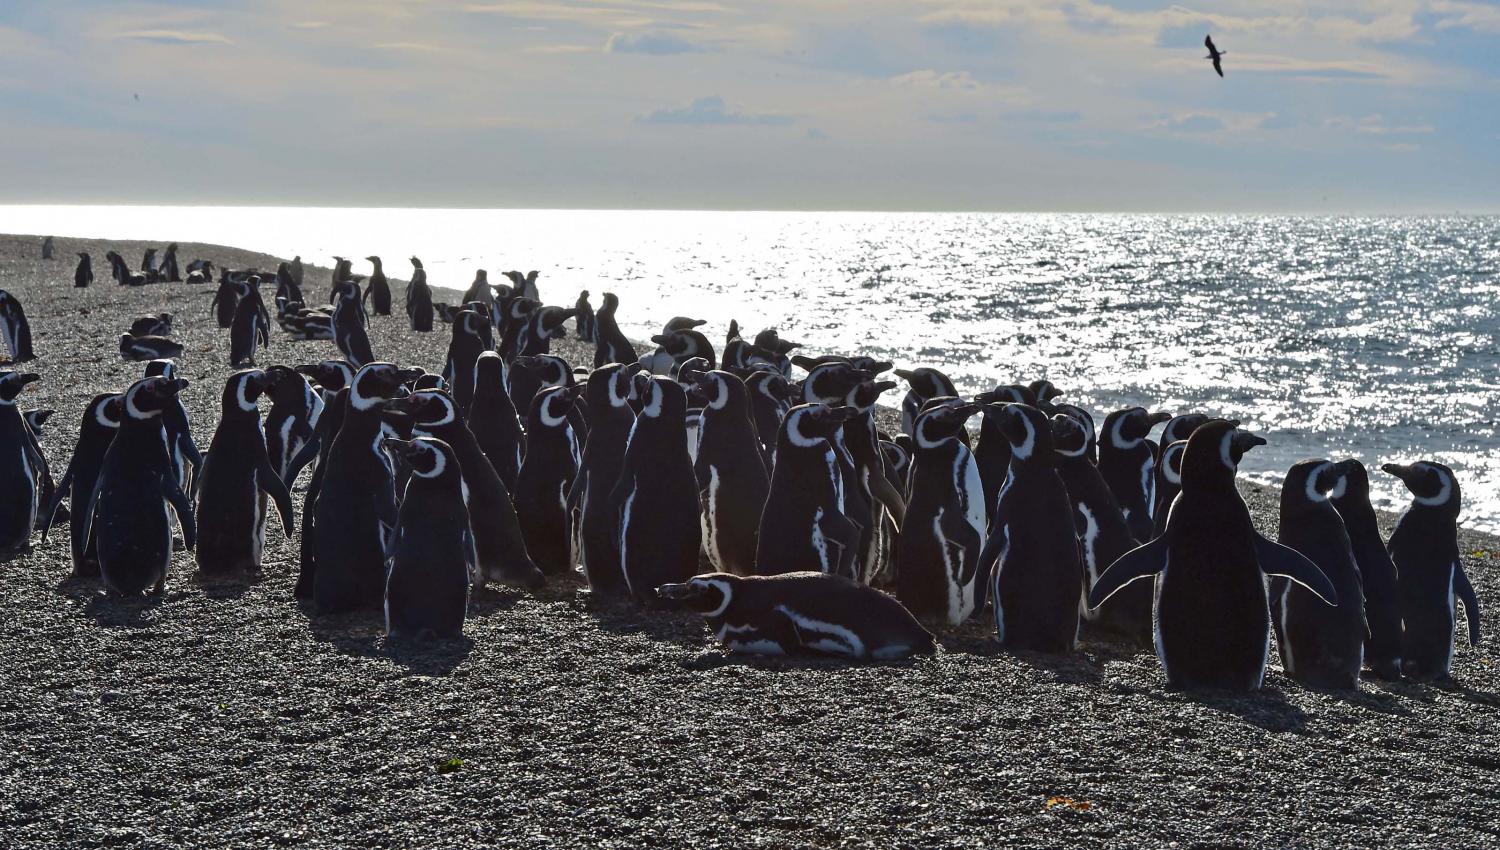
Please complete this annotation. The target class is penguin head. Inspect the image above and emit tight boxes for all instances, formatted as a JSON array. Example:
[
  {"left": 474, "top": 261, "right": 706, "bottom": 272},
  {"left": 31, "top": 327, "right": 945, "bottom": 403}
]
[
  {"left": 1158, "top": 440, "right": 1188, "bottom": 486},
  {"left": 600, "top": 292, "right": 620, "bottom": 314},
  {"left": 401, "top": 389, "right": 460, "bottom": 430},
  {"left": 224, "top": 369, "right": 274, "bottom": 414},
  {"left": 263, "top": 365, "right": 306, "bottom": 400},
  {"left": 672, "top": 356, "right": 712, "bottom": 385},
  {"left": 350, "top": 363, "right": 422, "bottom": 411},
  {"left": 24, "top": 408, "right": 54, "bottom": 435},
  {"left": 537, "top": 306, "right": 576, "bottom": 338},
  {"left": 636, "top": 376, "right": 687, "bottom": 421},
  {"left": 997, "top": 403, "right": 1056, "bottom": 465},
  {"left": 508, "top": 298, "right": 539, "bottom": 321},
  {"left": 1104, "top": 407, "right": 1172, "bottom": 449},
  {"left": 975, "top": 384, "right": 1037, "bottom": 407},
  {"left": 475, "top": 350, "right": 506, "bottom": 383},
  {"left": 586, "top": 362, "right": 642, "bottom": 413},
  {"left": 685, "top": 370, "right": 746, "bottom": 411},
  {"left": 297, "top": 359, "right": 355, "bottom": 392},
  {"left": 1282, "top": 459, "right": 1343, "bottom": 511},
  {"left": 664, "top": 316, "right": 708, "bottom": 333},
  {"left": 1161, "top": 413, "right": 1210, "bottom": 446},
  {"left": 754, "top": 328, "right": 799, "bottom": 354},
  {"left": 782, "top": 403, "right": 857, "bottom": 447},
  {"left": 1049, "top": 413, "right": 1091, "bottom": 459},
  {"left": 1181, "top": 419, "right": 1264, "bottom": 487},
  {"left": 1052, "top": 403, "right": 1096, "bottom": 443},
  {"left": 1029, "top": 380, "right": 1063, "bottom": 404},
  {"left": 412, "top": 373, "right": 447, "bottom": 392},
  {"left": 848, "top": 357, "right": 893, "bottom": 376},
  {"left": 1329, "top": 458, "right": 1371, "bottom": 504},
  {"left": 78, "top": 252, "right": 90, "bottom": 261},
  {"left": 365, "top": 255, "right": 380, "bottom": 265},
  {"left": 0, "top": 371, "right": 40, "bottom": 403},
  {"left": 655, "top": 574, "right": 736, "bottom": 617},
  {"left": 1382, "top": 460, "right": 1460, "bottom": 512},
  {"left": 144, "top": 359, "right": 176, "bottom": 379},
  {"left": 913, "top": 397, "right": 979, "bottom": 448},
  {"left": 800, "top": 362, "right": 874, "bottom": 405},
  {"left": 514, "top": 355, "right": 574, "bottom": 388},
  {"left": 122, "top": 376, "right": 188, "bottom": 420},
  {"left": 880, "top": 439, "right": 910, "bottom": 475},
  {"left": 893, "top": 367, "right": 956, "bottom": 399},
  {"left": 745, "top": 371, "right": 796, "bottom": 407},
  {"left": 84, "top": 393, "right": 124, "bottom": 431},
  {"left": 385, "top": 436, "right": 461, "bottom": 484},
  {"left": 846, "top": 379, "right": 896, "bottom": 413},
  {"left": 529, "top": 385, "right": 582, "bottom": 429}
]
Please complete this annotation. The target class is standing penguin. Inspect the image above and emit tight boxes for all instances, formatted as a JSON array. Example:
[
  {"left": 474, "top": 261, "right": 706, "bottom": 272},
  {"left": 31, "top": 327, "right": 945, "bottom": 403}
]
[
  {"left": 1384, "top": 460, "right": 1480, "bottom": 681},
  {"left": 363, "top": 255, "right": 392, "bottom": 316},
  {"left": 1090, "top": 420, "right": 1338, "bottom": 691},
  {"left": 896, "top": 399, "right": 984, "bottom": 626},
  {"left": 194, "top": 370, "right": 296, "bottom": 575},
  {"left": 441, "top": 311, "right": 488, "bottom": 414},
  {"left": 406, "top": 257, "right": 435, "bottom": 332},
  {"left": 1272, "top": 459, "right": 1368, "bottom": 689},
  {"left": 1329, "top": 458, "right": 1405, "bottom": 680},
  {"left": 143, "top": 360, "right": 202, "bottom": 498},
  {"left": 755, "top": 403, "right": 862, "bottom": 578},
  {"left": 466, "top": 351, "right": 525, "bottom": 492},
  {"left": 972, "top": 385, "right": 1035, "bottom": 523},
  {"left": 74, "top": 252, "right": 94, "bottom": 288},
  {"left": 574, "top": 291, "right": 597, "bottom": 344},
  {"left": 211, "top": 274, "right": 241, "bottom": 329},
  {"left": 0, "top": 371, "right": 42, "bottom": 551},
  {"left": 513, "top": 386, "right": 583, "bottom": 577},
  {"left": 332, "top": 280, "right": 375, "bottom": 367},
  {"left": 263, "top": 365, "right": 324, "bottom": 481},
  {"left": 981, "top": 404, "right": 1083, "bottom": 653},
  {"left": 573, "top": 363, "right": 639, "bottom": 596},
  {"left": 383, "top": 437, "right": 472, "bottom": 639},
  {"left": 613, "top": 376, "right": 701, "bottom": 604},
  {"left": 743, "top": 370, "right": 795, "bottom": 463},
  {"left": 87, "top": 376, "right": 197, "bottom": 596},
  {"left": 42, "top": 393, "right": 123, "bottom": 578},
  {"left": 1151, "top": 440, "right": 1189, "bottom": 539},
  {"left": 0, "top": 290, "right": 36, "bottom": 363},
  {"left": 593, "top": 292, "right": 638, "bottom": 368},
  {"left": 687, "top": 370, "right": 770, "bottom": 576},
  {"left": 229, "top": 281, "right": 271, "bottom": 367},
  {"left": 1098, "top": 407, "right": 1171, "bottom": 541},
  {"left": 893, "top": 367, "right": 957, "bottom": 437}
]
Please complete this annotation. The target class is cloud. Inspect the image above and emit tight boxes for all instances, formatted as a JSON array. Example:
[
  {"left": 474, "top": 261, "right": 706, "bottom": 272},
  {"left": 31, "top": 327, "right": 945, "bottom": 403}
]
[
  {"left": 1430, "top": 1, "right": 1500, "bottom": 34},
  {"left": 1146, "top": 113, "right": 1226, "bottom": 133},
  {"left": 889, "top": 69, "right": 984, "bottom": 91},
  {"left": 114, "top": 30, "right": 232, "bottom": 46},
  {"left": 638, "top": 95, "right": 794, "bottom": 126},
  {"left": 291, "top": 21, "right": 331, "bottom": 30},
  {"left": 605, "top": 31, "right": 704, "bottom": 54},
  {"left": 1004, "top": 109, "right": 1082, "bottom": 123},
  {"left": 525, "top": 44, "right": 595, "bottom": 54},
  {"left": 371, "top": 42, "right": 444, "bottom": 52},
  {"left": 1328, "top": 114, "right": 1435, "bottom": 135},
  {"left": 1384, "top": 142, "right": 1421, "bottom": 153}
]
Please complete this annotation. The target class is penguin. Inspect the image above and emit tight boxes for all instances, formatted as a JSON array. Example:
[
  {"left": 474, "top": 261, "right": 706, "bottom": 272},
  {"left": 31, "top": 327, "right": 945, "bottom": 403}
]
[
  {"left": 74, "top": 252, "right": 94, "bottom": 288},
  {"left": 142, "top": 359, "right": 202, "bottom": 498},
  {"left": 496, "top": 297, "right": 536, "bottom": 362},
  {"left": 141, "top": 247, "right": 160, "bottom": 282},
  {"left": 1160, "top": 413, "right": 1209, "bottom": 450},
  {"left": 643, "top": 329, "right": 716, "bottom": 376},
  {"left": 1049, "top": 412, "right": 1149, "bottom": 643},
  {"left": 441, "top": 310, "right": 488, "bottom": 414},
  {"left": 755, "top": 403, "right": 862, "bottom": 578},
  {"left": 893, "top": 367, "right": 957, "bottom": 437},
  {"left": 0, "top": 290, "right": 35, "bottom": 363},
  {"left": 119, "top": 333, "right": 183, "bottom": 362},
  {"left": 290, "top": 255, "right": 305, "bottom": 289},
  {"left": 514, "top": 385, "right": 583, "bottom": 577},
  {"left": 18, "top": 405, "right": 57, "bottom": 532},
  {"left": 743, "top": 370, "right": 795, "bottom": 462},
  {"left": 657, "top": 572, "right": 936, "bottom": 659},
  {"left": 1151, "top": 440, "right": 1189, "bottom": 539},
  {"left": 751, "top": 328, "right": 799, "bottom": 377},
  {"left": 332, "top": 280, "right": 375, "bottom": 367},
  {"left": 572, "top": 363, "right": 639, "bottom": 596},
  {"left": 1384, "top": 460, "right": 1480, "bottom": 681},
  {"left": 1098, "top": 407, "right": 1172, "bottom": 541},
  {"left": 896, "top": 398, "right": 984, "bottom": 626},
  {"left": 503, "top": 270, "right": 541, "bottom": 302},
  {"left": 686, "top": 370, "right": 770, "bottom": 577},
  {"left": 1089, "top": 420, "right": 1338, "bottom": 691},
  {"left": 406, "top": 257, "right": 434, "bottom": 332},
  {"left": 574, "top": 291, "right": 597, "bottom": 344},
  {"left": 462, "top": 269, "right": 494, "bottom": 308},
  {"left": 880, "top": 438, "right": 910, "bottom": 496},
  {"left": 160, "top": 243, "right": 181, "bottom": 282},
  {"left": 129, "top": 313, "right": 174, "bottom": 337},
  {"left": 1271, "top": 459, "right": 1367, "bottom": 689},
  {"left": 24, "top": 408, "right": 52, "bottom": 438},
  {"left": 86, "top": 376, "right": 197, "bottom": 596},
  {"left": 283, "top": 362, "right": 355, "bottom": 601},
  {"left": 517, "top": 305, "right": 578, "bottom": 358},
  {"left": 311, "top": 362, "right": 417, "bottom": 613},
  {"left": 229, "top": 283, "right": 271, "bottom": 368},
  {"left": 613, "top": 376, "right": 702, "bottom": 604},
  {"left": 264, "top": 365, "right": 324, "bottom": 482},
  {"left": 42, "top": 235, "right": 54, "bottom": 260},
  {"left": 43, "top": 394, "right": 122, "bottom": 577},
  {"left": 508, "top": 355, "right": 582, "bottom": 438},
  {"left": 381, "top": 437, "right": 473, "bottom": 639},
  {"left": 363, "top": 255, "right": 392, "bottom": 316},
  {"left": 194, "top": 370, "right": 295, "bottom": 575},
  {"left": 211, "top": 274, "right": 241, "bottom": 328},
  {"left": 593, "top": 292, "right": 638, "bottom": 368},
  {"left": 466, "top": 351, "right": 524, "bottom": 492},
  {"left": 0, "top": 371, "right": 42, "bottom": 551},
  {"left": 402, "top": 388, "right": 544, "bottom": 590},
  {"left": 1328, "top": 458, "right": 1404, "bottom": 680},
  {"left": 972, "top": 385, "right": 1036, "bottom": 524}
]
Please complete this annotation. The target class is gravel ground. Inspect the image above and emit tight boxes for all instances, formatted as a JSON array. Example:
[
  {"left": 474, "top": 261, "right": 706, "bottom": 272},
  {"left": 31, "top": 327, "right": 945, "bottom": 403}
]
[{"left": 1, "top": 233, "right": 1497, "bottom": 849}]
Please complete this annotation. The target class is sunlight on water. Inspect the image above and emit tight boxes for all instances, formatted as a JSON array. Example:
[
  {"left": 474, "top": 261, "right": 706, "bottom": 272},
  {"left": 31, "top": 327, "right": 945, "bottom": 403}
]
[{"left": 2, "top": 206, "right": 1496, "bottom": 533}]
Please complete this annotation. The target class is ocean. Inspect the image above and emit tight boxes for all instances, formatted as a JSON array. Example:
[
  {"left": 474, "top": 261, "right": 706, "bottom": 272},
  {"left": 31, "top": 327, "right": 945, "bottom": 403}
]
[{"left": 2, "top": 206, "right": 1496, "bottom": 533}]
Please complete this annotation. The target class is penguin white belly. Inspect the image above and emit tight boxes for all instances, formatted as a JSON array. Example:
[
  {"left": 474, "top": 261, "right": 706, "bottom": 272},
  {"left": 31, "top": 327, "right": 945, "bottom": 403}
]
[
  {"left": 775, "top": 605, "right": 866, "bottom": 658},
  {"left": 618, "top": 486, "right": 638, "bottom": 592},
  {"left": 701, "top": 466, "right": 724, "bottom": 572},
  {"left": 1139, "top": 455, "right": 1155, "bottom": 517},
  {"left": 809, "top": 507, "right": 831, "bottom": 573},
  {"left": 1078, "top": 504, "right": 1102, "bottom": 620}
]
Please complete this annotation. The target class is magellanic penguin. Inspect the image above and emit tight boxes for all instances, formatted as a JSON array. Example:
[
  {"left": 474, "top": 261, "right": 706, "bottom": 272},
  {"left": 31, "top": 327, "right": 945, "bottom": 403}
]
[
  {"left": 1098, "top": 406, "right": 1172, "bottom": 542},
  {"left": 194, "top": 370, "right": 295, "bottom": 575},
  {"left": 87, "top": 376, "right": 197, "bottom": 597},
  {"left": 514, "top": 385, "right": 583, "bottom": 577},
  {"left": 1384, "top": 460, "right": 1480, "bottom": 681},
  {"left": 503, "top": 270, "right": 541, "bottom": 302},
  {"left": 228, "top": 281, "right": 271, "bottom": 367},
  {"left": 211, "top": 273, "right": 241, "bottom": 328},
  {"left": 1090, "top": 420, "right": 1338, "bottom": 691},
  {"left": 43, "top": 393, "right": 123, "bottom": 577},
  {"left": 896, "top": 398, "right": 984, "bottom": 626},
  {"left": 462, "top": 269, "right": 495, "bottom": 309},
  {"left": 973, "top": 385, "right": 1037, "bottom": 525},
  {"left": 658, "top": 572, "right": 936, "bottom": 659},
  {"left": 755, "top": 403, "right": 862, "bottom": 578},
  {"left": 1150, "top": 440, "right": 1189, "bottom": 539},
  {"left": 1328, "top": 459, "right": 1404, "bottom": 680},
  {"left": 129, "top": 313, "right": 174, "bottom": 337},
  {"left": 496, "top": 297, "right": 536, "bottom": 362},
  {"left": 466, "top": 351, "right": 525, "bottom": 492},
  {"left": 593, "top": 293, "right": 638, "bottom": 369},
  {"left": 442, "top": 310, "right": 488, "bottom": 414},
  {"left": 686, "top": 369, "right": 770, "bottom": 577},
  {"left": 0, "top": 290, "right": 36, "bottom": 363},
  {"left": 613, "top": 376, "right": 701, "bottom": 605},
  {"left": 516, "top": 305, "right": 579, "bottom": 358},
  {"left": 120, "top": 334, "right": 184, "bottom": 362},
  {"left": 383, "top": 437, "right": 472, "bottom": 639},
  {"left": 363, "top": 255, "right": 392, "bottom": 316},
  {"left": 1272, "top": 459, "right": 1368, "bottom": 689},
  {"left": 331, "top": 280, "right": 375, "bottom": 367},
  {"left": 143, "top": 360, "right": 202, "bottom": 498},
  {"left": 981, "top": 404, "right": 1083, "bottom": 653},
  {"left": 743, "top": 370, "right": 796, "bottom": 464},
  {"left": 406, "top": 257, "right": 435, "bottom": 332},
  {"left": 263, "top": 365, "right": 324, "bottom": 482},
  {"left": 573, "top": 362, "right": 640, "bottom": 596},
  {"left": 0, "top": 371, "right": 43, "bottom": 551},
  {"left": 74, "top": 252, "right": 94, "bottom": 288},
  {"left": 574, "top": 291, "right": 597, "bottom": 344},
  {"left": 893, "top": 367, "right": 958, "bottom": 438}
]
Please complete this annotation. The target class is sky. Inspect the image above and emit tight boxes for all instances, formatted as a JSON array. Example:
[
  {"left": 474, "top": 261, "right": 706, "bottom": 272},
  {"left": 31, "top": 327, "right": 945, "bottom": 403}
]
[{"left": 0, "top": 0, "right": 1497, "bottom": 212}]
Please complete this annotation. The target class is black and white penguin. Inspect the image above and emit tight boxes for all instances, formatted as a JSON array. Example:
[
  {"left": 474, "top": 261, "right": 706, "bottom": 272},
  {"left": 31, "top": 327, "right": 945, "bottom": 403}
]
[
  {"left": 383, "top": 437, "right": 472, "bottom": 639},
  {"left": 43, "top": 393, "right": 122, "bottom": 577},
  {"left": 331, "top": 280, "right": 375, "bottom": 367},
  {"left": 1090, "top": 420, "right": 1338, "bottom": 690},
  {"left": 686, "top": 369, "right": 770, "bottom": 576},
  {"left": 658, "top": 572, "right": 936, "bottom": 659},
  {"left": 755, "top": 403, "right": 861, "bottom": 577},
  {"left": 441, "top": 310, "right": 488, "bottom": 414},
  {"left": 264, "top": 365, "right": 324, "bottom": 481},
  {"left": 514, "top": 385, "right": 583, "bottom": 577},
  {"left": 893, "top": 367, "right": 957, "bottom": 437},
  {"left": 1098, "top": 407, "right": 1171, "bottom": 541},
  {"left": 880, "top": 438, "right": 910, "bottom": 496},
  {"left": 87, "top": 376, "right": 197, "bottom": 596},
  {"left": 0, "top": 290, "right": 35, "bottom": 363},
  {"left": 1271, "top": 459, "right": 1367, "bottom": 689},
  {"left": 23, "top": 408, "right": 52, "bottom": 437},
  {"left": 466, "top": 351, "right": 525, "bottom": 492},
  {"left": 516, "top": 306, "right": 578, "bottom": 358},
  {"left": 751, "top": 328, "right": 799, "bottom": 377},
  {"left": 973, "top": 385, "right": 1036, "bottom": 524},
  {"left": 743, "top": 370, "right": 794, "bottom": 463},
  {"left": 0, "top": 371, "right": 42, "bottom": 551},
  {"left": 161, "top": 243, "right": 182, "bottom": 282},
  {"left": 593, "top": 292, "right": 638, "bottom": 368},
  {"left": 896, "top": 399, "right": 984, "bottom": 626},
  {"left": 406, "top": 258, "right": 435, "bottom": 332},
  {"left": 503, "top": 270, "right": 541, "bottom": 302},
  {"left": 363, "top": 255, "right": 392, "bottom": 316},
  {"left": 613, "top": 376, "right": 701, "bottom": 604},
  {"left": 980, "top": 404, "right": 1083, "bottom": 653},
  {"left": 461, "top": 269, "right": 494, "bottom": 309},
  {"left": 194, "top": 370, "right": 295, "bottom": 575},
  {"left": 573, "top": 362, "right": 639, "bottom": 596},
  {"left": 290, "top": 255, "right": 304, "bottom": 289},
  {"left": 494, "top": 296, "right": 535, "bottom": 362},
  {"left": 642, "top": 329, "right": 716, "bottom": 376},
  {"left": 1049, "top": 412, "right": 1149, "bottom": 643},
  {"left": 129, "top": 313, "right": 173, "bottom": 337},
  {"left": 120, "top": 333, "right": 183, "bottom": 362},
  {"left": 229, "top": 282, "right": 271, "bottom": 367},
  {"left": 74, "top": 252, "right": 94, "bottom": 288},
  {"left": 509, "top": 355, "right": 585, "bottom": 439},
  {"left": 574, "top": 291, "right": 597, "bottom": 344},
  {"left": 1159, "top": 413, "right": 1209, "bottom": 451},
  {"left": 1150, "top": 440, "right": 1189, "bottom": 539},
  {"left": 1328, "top": 459, "right": 1404, "bottom": 680},
  {"left": 1384, "top": 460, "right": 1480, "bottom": 681},
  {"left": 211, "top": 274, "right": 241, "bottom": 328},
  {"left": 142, "top": 360, "right": 202, "bottom": 497}
]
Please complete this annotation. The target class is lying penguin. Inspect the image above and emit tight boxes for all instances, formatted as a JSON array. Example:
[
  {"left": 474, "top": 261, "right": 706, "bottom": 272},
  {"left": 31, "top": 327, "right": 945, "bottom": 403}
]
[{"left": 657, "top": 571, "right": 935, "bottom": 660}]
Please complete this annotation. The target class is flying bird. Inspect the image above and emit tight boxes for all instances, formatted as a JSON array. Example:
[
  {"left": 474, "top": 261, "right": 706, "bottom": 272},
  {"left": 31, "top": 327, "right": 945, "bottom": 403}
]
[{"left": 1204, "top": 35, "right": 1225, "bottom": 78}]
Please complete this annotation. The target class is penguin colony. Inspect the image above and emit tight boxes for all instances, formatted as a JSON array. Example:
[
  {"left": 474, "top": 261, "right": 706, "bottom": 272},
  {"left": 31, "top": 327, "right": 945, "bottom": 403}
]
[{"left": 0, "top": 245, "right": 1483, "bottom": 690}]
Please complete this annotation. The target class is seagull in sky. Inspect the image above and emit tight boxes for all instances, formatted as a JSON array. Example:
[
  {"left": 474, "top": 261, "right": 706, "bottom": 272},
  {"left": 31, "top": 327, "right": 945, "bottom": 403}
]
[{"left": 1204, "top": 35, "right": 1225, "bottom": 78}]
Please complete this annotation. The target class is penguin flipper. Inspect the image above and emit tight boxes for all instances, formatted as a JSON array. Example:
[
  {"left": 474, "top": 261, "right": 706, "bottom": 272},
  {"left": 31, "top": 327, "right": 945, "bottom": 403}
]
[
  {"left": 1088, "top": 534, "right": 1170, "bottom": 609},
  {"left": 939, "top": 507, "right": 984, "bottom": 587},
  {"left": 1254, "top": 533, "right": 1337, "bottom": 606},
  {"left": 283, "top": 431, "right": 323, "bottom": 490},
  {"left": 868, "top": 470, "right": 907, "bottom": 530},
  {"left": 166, "top": 479, "right": 196, "bottom": 550},
  {"left": 1455, "top": 562, "right": 1482, "bottom": 647},
  {"left": 41, "top": 464, "right": 74, "bottom": 542},
  {"left": 256, "top": 451, "right": 296, "bottom": 537}
]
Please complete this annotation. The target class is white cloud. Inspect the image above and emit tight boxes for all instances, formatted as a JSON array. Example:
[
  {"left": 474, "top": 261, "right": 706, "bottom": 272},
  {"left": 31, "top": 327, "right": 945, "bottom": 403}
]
[{"left": 115, "top": 29, "right": 233, "bottom": 46}]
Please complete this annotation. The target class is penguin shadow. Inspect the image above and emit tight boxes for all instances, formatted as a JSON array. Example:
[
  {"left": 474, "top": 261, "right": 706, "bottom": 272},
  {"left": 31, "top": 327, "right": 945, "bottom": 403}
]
[
  {"left": 585, "top": 594, "right": 710, "bottom": 651},
  {"left": 383, "top": 633, "right": 476, "bottom": 676},
  {"left": 1427, "top": 675, "right": 1500, "bottom": 709},
  {"left": 467, "top": 584, "right": 526, "bottom": 618},
  {"left": 187, "top": 570, "right": 268, "bottom": 601},
  {"left": 74, "top": 585, "right": 168, "bottom": 629},
  {"left": 1176, "top": 685, "right": 1309, "bottom": 733},
  {"left": 300, "top": 608, "right": 475, "bottom": 675},
  {"left": 677, "top": 649, "right": 928, "bottom": 673}
]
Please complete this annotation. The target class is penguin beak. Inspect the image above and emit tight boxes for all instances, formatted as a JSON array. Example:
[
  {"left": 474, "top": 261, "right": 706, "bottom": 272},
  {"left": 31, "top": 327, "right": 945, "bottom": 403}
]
[
  {"left": 822, "top": 405, "right": 859, "bottom": 424},
  {"left": 1381, "top": 462, "right": 1413, "bottom": 481},
  {"left": 893, "top": 369, "right": 916, "bottom": 382},
  {"left": 654, "top": 582, "right": 703, "bottom": 602},
  {"left": 871, "top": 380, "right": 898, "bottom": 395},
  {"left": 16, "top": 373, "right": 41, "bottom": 387},
  {"left": 382, "top": 397, "right": 414, "bottom": 414},
  {"left": 650, "top": 334, "right": 671, "bottom": 346},
  {"left": 1230, "top": 430, "right": 1267, "bottom": 454},
  {"left": 1150, "top": 411, "right": 1173, "bottom": 426},
  {"left": 866, "top": 361, "right": 894, "bottom": 375}
]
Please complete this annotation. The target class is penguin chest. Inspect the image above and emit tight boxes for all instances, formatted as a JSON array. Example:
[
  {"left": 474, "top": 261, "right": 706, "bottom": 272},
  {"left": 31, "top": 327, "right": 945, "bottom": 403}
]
[{"left": 714, "top": 618, "right": 789, "bottom": 656}]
